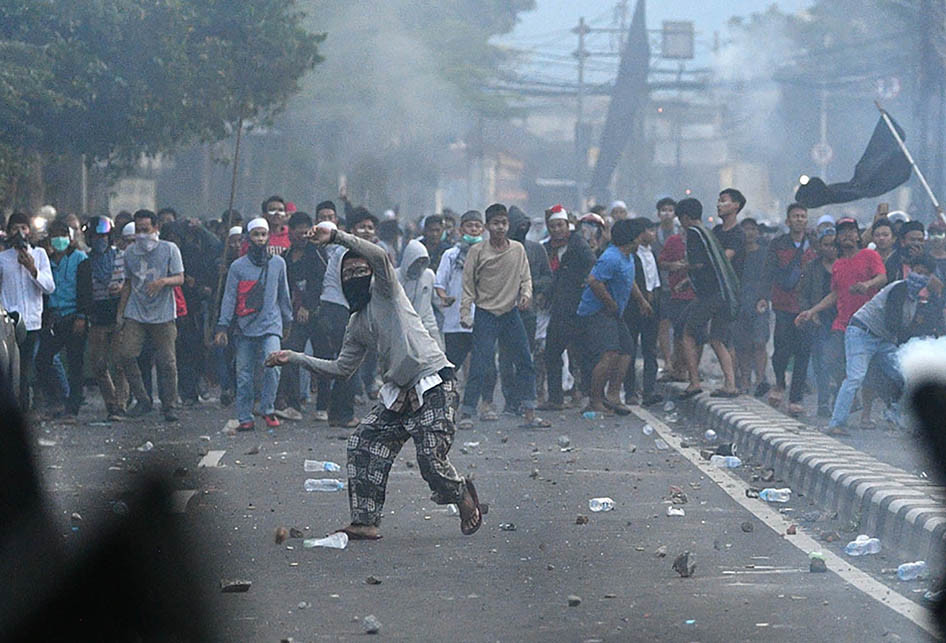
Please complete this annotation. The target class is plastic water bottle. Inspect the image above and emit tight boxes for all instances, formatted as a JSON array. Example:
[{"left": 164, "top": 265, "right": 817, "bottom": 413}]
[
  {"left": 582, "top": 411, "right": 598, "bottom": 420},
  {"left": 304, "top": 459, "right": 341, "bottom": 473},
  {"left": 844, "top": 535, "right": 881, "bottom": 556},
  {"left": 642, "top": 424, "right": 654, "bottom": 435},
  {"left": 588, "top": 497, "right": 615, "bottom": 512},
  {"left": 897, "top": 561, "right": 929, "bottom": 581},
  {"left": 704, "top": 429, "right": 717, "bottom": 442},
  {"left": 654, "top": 439, "right": 669, "bottom": 450},
  {"left": 303, "top": 532, "right": 348, "bottom": 549},
  {"left": 709, "top": 455, "right": 742, "bottom": 468},
  {"left": 758, "top": 488, "right": 792, "bottom": 503},
  {"left": 304, "top": 478, "right": 345, "bottom": 492}
]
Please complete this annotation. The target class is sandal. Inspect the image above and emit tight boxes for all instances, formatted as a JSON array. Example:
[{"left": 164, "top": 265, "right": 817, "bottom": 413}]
[
  {"left": 767, "top": 390, "right": 784, "bottom": 407},
  {"left": 460, "top": 479, "right": 488, "bottom": 535},
  {"left": 335, "top": 525, "right": 383, "bottom": 541},
  {"left": 479, "top": 410, "right": 499, "bottom": 422},
  {"left": 602, "top": 399, "right": 632, "bottom": 416},
  {"left": 457, "top": 415, "right": 474, "bottom": 430},
  {"left": 788, "top": 403, "right": 805, "bottom": 417},
  {"left": 678, "top": 388, "right": 703, "bottom": 400},
  {"left": 710, "top": 389, "right": 740, "bottom": 399},
  {"left": 518, "top": 415, "right": 552, "bottom": 428}
]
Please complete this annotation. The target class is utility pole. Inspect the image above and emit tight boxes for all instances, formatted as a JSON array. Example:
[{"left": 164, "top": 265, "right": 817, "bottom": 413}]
[{"left": 573, "top": 16, "right": 588, "bottom": 210}]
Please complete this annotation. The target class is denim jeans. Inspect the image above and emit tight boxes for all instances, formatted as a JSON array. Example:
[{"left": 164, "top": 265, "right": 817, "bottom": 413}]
[
  {"left": 461, "top": 308, "right": 536, "bottom": 416},
  {"left": 235, "top": 333, "right": 281, "bottom": 423},
  {"left": 809, "top": 323, "right": 833, "bottom": 411},
  {"left": 829, "top": 325, "right": 898, "bottom": 427}
]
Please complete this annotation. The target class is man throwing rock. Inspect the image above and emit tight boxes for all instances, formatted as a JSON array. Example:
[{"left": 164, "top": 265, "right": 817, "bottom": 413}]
[{"left": 265, "top": 221, "right": 486, "bottom": 540}]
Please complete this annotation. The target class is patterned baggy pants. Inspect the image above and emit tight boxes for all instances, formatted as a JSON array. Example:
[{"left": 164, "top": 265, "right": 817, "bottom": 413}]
[{"left": 347, "top": 378, "right": 466, "bottom": 527}]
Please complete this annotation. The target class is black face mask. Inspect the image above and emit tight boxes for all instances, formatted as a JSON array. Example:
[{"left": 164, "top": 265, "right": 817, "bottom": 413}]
[
  {"left": 247, "top": 242, "right": 268, "bottom": 266},
  {"left": 342, "top": 274, "right": 372, "bottom": 312}
]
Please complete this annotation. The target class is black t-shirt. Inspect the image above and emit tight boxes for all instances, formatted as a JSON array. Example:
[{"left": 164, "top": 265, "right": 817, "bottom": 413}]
[
  {"left": 713, "top": 223, "right": 746, "bottom": 278},
  {"left": 686, "top": 228, "right": 718, "bottom": 296}
]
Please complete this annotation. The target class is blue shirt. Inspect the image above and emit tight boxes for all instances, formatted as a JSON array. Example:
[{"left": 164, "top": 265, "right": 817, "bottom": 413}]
[
  {"left": 576, "top": 244, "right": 635, "bottom": 317},
  {"left": 48, "top": 249, "right": 88, "bottom": 316}
]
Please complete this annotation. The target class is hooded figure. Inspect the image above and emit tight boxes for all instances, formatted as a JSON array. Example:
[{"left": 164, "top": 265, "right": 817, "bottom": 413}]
[
  {"left": 506, "top": 206, "right": 552, "bottom": 312},
  {"left": 397, "top": 239, "right": 443, "bottom": 349}
]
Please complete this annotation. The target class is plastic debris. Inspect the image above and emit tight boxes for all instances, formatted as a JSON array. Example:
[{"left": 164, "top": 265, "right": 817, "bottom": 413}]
[
  {"left": 844, "top": 535, "right": 881, "bottom": 556},
  {"left": 709, "top": 455, "right": 742, "bottom": 468},
  {"left": 304, "top": 459, "right": 341, "bottom": 472},
  {"left": 758, "top": 488, "right": 791, "bottom": 503},
  {"left": 499, "top": 522, "right": 517, "bottom": 531},
  {"left": 582, "top": 411, "right": 598, "bottom": 420},
  {"left": 589, "top": 497, "right": 615, "bottom": 512},
  {"left": 655, "top": 545, "right": 667, "bottom": 557},
  {"left": 897, "top": 561, "right": 929, "bottom": 581},
  {"left": 303, "top": 532, "right": 348, "bottom": 549},
  {"left": 366, "top": 576, "right": 383, "bottom": 585},
  {"left": 663, "top": 401, "right": 676, "bottom": 412},
  {"left": 703, "top": 429, "right": 717, "bottom": 442},
  {"left": 304, "top": 478, "right": 345, "bottom": 492},
  {"left": 135, "top": 440, "right": 154, "bottom": 452},
  {"left": 642, "top": 424, "right": 654, "bottom": 435},
  {"left": 654, "top": 438, "right": 669, "bottom": 450},
  {"left": 809, "top": 551, "right": 828, "bottom": 573},
  {"left": 462, "top": 441, "right": 480, "bottom": 448},
  {"left": 220, "top": 579, "right": 252, "bottom": 593},
  {"left": 567, "top": 595, "right": 582, "bottom": 607},
  {"left": 666, "top": 506, "right": 685, "bottom": 517}
]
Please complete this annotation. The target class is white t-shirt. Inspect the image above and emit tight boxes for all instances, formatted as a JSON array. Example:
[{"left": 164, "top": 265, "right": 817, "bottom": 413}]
[
  {"left": 637, "top": 244, "right": 660, "bottom": 292},
  {"left": 434, "top": 246, "right": 473, "bottom": 334}
]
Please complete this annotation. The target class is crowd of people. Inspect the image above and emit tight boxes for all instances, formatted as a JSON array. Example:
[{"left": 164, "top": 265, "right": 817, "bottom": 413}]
[{"left": 2, "top": 191, "right": 942, "bottom": 439}]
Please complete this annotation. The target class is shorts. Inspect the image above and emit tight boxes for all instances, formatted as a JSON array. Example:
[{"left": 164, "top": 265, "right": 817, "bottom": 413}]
[
  {"left": 582, "top": 311, "right": 633, "bottom": 363},
  {"left": 732, "top": 309, "right": 770, "bottom": 349},
  {"left": 684, "top": 293, "right": 732, "bottom": 343},
  {"left": 666, "top": 298, "right": 694, "bottom": 337}
]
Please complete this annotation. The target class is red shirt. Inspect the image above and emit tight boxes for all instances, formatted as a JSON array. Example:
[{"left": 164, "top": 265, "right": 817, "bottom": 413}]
[
  {"left": 658, "top": 234, "right": 695, "bottom": 301},
  {"left": 240, "top": 225, "right": 291, "bottom": 257},
  {"left": 831, "top": 248, "right": 885, "bottom": 331}
]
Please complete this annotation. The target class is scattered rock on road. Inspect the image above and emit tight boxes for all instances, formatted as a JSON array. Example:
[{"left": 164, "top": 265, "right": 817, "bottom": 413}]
[
  {"left": 244, "top": 444, "right": 261, "bottom": 455},
  {"left": 786, "top": 524, "right": 797, "bottom": 535},
  {"left": 809, "top": 552, "right": 828, "bottom": 573},
  {"left": 557, "top": 435, "right": 570, "bottom": 448},
  {"left": 575, "top": 514, "right": 589, "bottom": 525},
  {"left": 655, "top": 545, "right": 667, "bottom": 558},
  {"left": 741, "top": 521, "right": 754, "bottom": 533},
  {"left": 672, "top": 552, "right": 696, "bottom": 578},
  {"left": 289, "top": 527, "right": 304, "bottom": 538},
  {"left": 499, "top": 522, "right": 517, "bottom": 532},
  {"left": 366, "top": 576, "right": 382, "bottom": 585},
  {"left": 363, "top": 615, "right": 382, "bottom": 634},
  {"left": 567, "top": 595, "right": 582, "bottom": 607},
  {"left": 220, "top": 579, "right": 252, "bottom": 593},
  {"left": 275, "top": 527, "right": 289, "bottom": 544}
]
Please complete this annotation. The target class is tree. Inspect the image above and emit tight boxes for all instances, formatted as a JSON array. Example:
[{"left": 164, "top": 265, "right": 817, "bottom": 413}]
[{"left": 0, "top": 0, "right": 324, "bottom": 210}]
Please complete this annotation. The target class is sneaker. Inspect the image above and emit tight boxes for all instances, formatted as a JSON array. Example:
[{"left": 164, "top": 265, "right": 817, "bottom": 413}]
[
  {"left": 237, "top": 420, "right": 255, "bottom": 432},
  {"left": 126, "top": 400, "right": 154, "bottom": 417},
  {"left": 313, "top": 410, "right": 328, "bottom": 422},
  {"left": 263, "top": 414, "right": 281, "bottom": 428},
  {"left": 274, "top": 407, "right": 303, "bottom": 421}
]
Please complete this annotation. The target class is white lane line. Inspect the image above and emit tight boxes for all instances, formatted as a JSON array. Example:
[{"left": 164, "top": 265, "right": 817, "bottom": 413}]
[
  {"left": 198, "top": 450, "right": 226, "bottom": 468},
  {"left": 631, "top": 405, "right": 938, "bottom": 637}
]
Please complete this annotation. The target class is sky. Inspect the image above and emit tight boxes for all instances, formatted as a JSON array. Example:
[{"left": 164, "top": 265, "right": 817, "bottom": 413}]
[{"left": 499, "top": 0, "right": 815, "bottom": 84}]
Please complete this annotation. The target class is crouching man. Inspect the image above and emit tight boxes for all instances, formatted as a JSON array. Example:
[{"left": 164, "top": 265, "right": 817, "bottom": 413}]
[{"left": 265, "top": 221, "right": 486, "bottom": 540}]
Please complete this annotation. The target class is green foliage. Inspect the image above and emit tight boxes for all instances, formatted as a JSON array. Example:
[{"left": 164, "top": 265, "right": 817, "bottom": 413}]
[{"left": 0, "top": 0, "right": 323, "bottom": 166}]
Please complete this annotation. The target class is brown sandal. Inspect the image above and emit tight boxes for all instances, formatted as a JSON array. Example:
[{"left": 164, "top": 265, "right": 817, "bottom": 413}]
[
  {"left": 335, "top": 525, "right": 383, "bottom": 540},
  {"left": 459, "top": 479, "right": 488, "bottom": 535}
]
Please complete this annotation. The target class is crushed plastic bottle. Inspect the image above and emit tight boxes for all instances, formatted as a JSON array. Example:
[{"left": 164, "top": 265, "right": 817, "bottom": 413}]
[
  {"left": 758, "top": 488, "right": 792, "bottom": 503},
  {"left": 304, "top": 478, "right": 345, "bottom": 492},
  {"left": 897, "top": 561, "right": 929, "bottom": 581},
  {"left": 582, "top": 411, "right": 598, "bottom": 420},
  {"left": 654, "top": 439, "right": 669, "bottom": 450},
  {"left": 304, "top": 460, "right": 341, "bottom": 473},
  {"left": 709, "top": 455, "right": 742, "bottom": 468},
  {"left": 588, "top": 497, "right": 615, "bottom": 512},
  {"left": 844, "top": 534, "right": 881, "bottom": 556},
  {"left": 303, "top": 532, "right": 348, "bottom": 549},
  {"left": 666, "top": 506, "right": 685, "bottom": 517},
  {"left": 704, "top": 429, "right": 717, "bottom": 442},
  {"left": 136, "top": 440, "right": 154, "bottom": 452},
  {"left": 642, "top": 424, "right": 654, "bottom": 435}
]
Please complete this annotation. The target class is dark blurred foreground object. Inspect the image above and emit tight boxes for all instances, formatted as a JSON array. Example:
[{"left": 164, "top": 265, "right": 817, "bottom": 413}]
[
  {"left": 795, "top": 110, "right": 911, "bottom": 209},
  {"left": 0, "top": 370, "right": 214, "bottom": 641},
  {"left": 911, "top": 382, "right": 946, "bottom": 631}
]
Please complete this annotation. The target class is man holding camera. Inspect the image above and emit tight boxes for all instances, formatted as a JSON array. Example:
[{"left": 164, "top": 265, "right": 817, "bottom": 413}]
[{"left": 0, "top": 212, "right": 56, "bottom": 407}]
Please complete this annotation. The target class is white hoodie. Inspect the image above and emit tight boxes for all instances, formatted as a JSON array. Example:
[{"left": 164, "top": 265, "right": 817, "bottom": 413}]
[{"left": 397, "top": 239, "right": 443, "bottom": 349}]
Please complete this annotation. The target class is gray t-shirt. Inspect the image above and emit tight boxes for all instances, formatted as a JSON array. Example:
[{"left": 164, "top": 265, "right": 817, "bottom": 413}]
[
  {"left": 123, "top": 240, "right": 184, "bottom": 324},
  {"left": 851, "top": 279, "right": 916, "bottom": 343},
  {"left": 319, "top": 244, "right": 349, "bottom": 309}
]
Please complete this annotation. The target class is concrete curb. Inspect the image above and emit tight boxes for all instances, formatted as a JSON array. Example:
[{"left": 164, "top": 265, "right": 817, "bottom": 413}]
[{"left": 662, "top": 384, "right": 946, "bottom": 565}]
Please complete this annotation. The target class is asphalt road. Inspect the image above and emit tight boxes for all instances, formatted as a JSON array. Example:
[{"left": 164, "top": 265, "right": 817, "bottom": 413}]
[{"left": 28, "top": 395, "right": 939, "bottom": 642}]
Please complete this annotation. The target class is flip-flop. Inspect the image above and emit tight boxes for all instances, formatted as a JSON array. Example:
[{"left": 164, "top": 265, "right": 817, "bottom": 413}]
[
  {"left": 479, "top": 410, "right": 499, "bottom": 422},
  {"left": 710, "top": 390, "right": 740, "bottom": 398},
  {"left": 518, "top": 416, "right": 552, "bottom": 428},
  {"left": 460, "top": 479, "right": 487, "bottom": 535},
  {"left": 602, "top": 399, "right": 632, "bottom": 416},
  {"left": 334, "top": 526, "right": 383, "bottom": 541},
  {"left": 678, "top": 388, "right": 703, "bottom": 400}
]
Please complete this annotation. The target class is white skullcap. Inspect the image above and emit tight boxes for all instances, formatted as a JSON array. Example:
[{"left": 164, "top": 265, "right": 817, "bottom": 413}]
[
  {"left": 610, "top": 200, "right": 627, "bottom": 211},
  {"left": 247, "top": 217, "right": 269, "bottom": 232},
  {"left": 383, "top": 209, "right": 396, "bottom": 220},
  {"left": 816, "top": 214, "right": 835, "bottom": 227},
  {"left": 122, "top": 222, "right": 135, "bottom": 237},
  {"left": 228, "top": 226, "right": 243, "bottom": 237}
]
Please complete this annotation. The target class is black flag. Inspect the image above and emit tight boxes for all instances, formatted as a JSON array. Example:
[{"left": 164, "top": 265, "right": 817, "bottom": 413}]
[{"left": 795, "top": 111, "right": 912, "bottom": 209}]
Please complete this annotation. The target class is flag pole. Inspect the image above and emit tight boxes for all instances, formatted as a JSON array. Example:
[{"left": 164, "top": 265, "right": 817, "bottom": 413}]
[{"left": 875, "top": 101, "right": 946, "bottom": 225}]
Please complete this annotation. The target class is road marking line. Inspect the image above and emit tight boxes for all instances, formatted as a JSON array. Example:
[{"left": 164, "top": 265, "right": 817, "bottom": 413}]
[
  {"left": 631, "top": 406, "right": 938, "bottom": 637},
  {"left": 198, "top": 450, "right": 226, "bottom": 468}
]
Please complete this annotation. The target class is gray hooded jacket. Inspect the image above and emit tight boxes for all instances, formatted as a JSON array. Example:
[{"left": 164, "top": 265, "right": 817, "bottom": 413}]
[
  {"left": 287, "top": 231, "right": 450, "bottom": 388},
  {"left": 397, "top": 239, "right": 443, "bottom": 349}
]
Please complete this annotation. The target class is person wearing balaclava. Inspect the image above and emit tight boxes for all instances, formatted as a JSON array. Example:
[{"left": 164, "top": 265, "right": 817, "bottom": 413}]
[
  {"left": 265, "top": 220, "right": 487, "bottom": 541},
  {"left": 76, "top": 216, "right": 128, "bottom": 421},
  {"left": 826, "top": 254, "right": 941, "bottom": 431},
  {"left": 397, "top": 239, "right": 442, "bottom": 349},
  {"left": 116, "top": 209, "right": 185, "bottom": 422},
  {"left": 215, "top": 217, "right": 292, "bottom": 432},
  {"left": 34, "top": 219, "right": 88, "bottom": 421}
]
